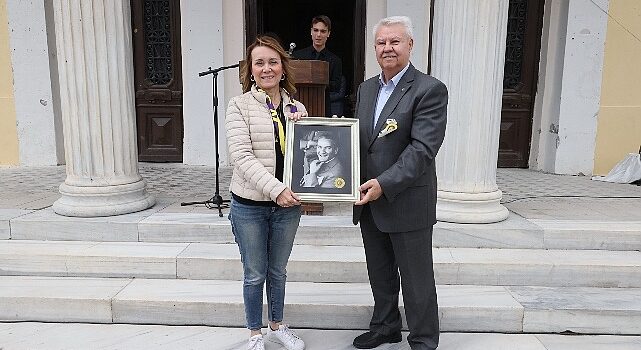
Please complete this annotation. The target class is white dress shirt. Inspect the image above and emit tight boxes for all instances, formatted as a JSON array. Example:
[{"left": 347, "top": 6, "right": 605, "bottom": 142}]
[{"left": 373, "top": 63, "right": 411, "bottom": 131}]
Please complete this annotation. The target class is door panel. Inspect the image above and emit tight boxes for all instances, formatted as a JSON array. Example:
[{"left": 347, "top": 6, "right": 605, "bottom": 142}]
[
  {"left": 136, "top": 106, "right": 182, "bottom": 162},
  {"left": 498, "top": 0, "right": 544, "bottom": 168},
  {"left": 131, "top": 0, "right": 183, "bottom": 162}
]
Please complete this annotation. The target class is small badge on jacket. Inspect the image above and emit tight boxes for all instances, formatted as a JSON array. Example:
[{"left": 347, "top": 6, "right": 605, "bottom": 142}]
[{"left": 378, "top": 119, "right": 398, "bottom": 138}]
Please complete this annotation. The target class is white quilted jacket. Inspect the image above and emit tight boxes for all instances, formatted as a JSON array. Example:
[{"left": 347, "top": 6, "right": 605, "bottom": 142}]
[{"left": 225, "top": 85, "right": 307, "bottom": 202}]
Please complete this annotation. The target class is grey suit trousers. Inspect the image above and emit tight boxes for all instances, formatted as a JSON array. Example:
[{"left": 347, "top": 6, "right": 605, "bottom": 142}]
[{"left": 360, "top": 205, "right": 439, "bottom": 350}]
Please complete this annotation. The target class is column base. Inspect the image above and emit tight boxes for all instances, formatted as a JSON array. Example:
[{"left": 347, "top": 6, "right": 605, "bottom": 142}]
[
  {"left": 53, "top": 179, "right": 156, "bottom": 217},
  {"left": 436, "top": 189, "right": 509, "bottom": 224}
]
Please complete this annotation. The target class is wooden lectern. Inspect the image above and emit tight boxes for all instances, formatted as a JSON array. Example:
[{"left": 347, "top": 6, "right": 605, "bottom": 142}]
[
  {"left": 289, "top": 60, "right": 328, "bottom": 116},
  {"left": 239, "top": 60, "right": 329, "bottom": 215},
  {"left": 290, "top": 60, "right": 328, "bottom": 215}
]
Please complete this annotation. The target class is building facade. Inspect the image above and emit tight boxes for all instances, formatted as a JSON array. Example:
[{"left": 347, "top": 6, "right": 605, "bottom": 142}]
[{"left": 0, "top": 0, "right": 638, "bottom": 220}]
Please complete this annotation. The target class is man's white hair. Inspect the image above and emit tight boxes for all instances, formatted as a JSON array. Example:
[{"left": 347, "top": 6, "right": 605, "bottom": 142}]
[{"left": 373, "top": 16, "right": 414, "bottom": 40}]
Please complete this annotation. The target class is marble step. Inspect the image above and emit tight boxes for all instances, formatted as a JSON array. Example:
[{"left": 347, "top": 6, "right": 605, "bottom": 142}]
[
  {"left": 2, "top": 240, "right": 641, "bottom": 287},
  {"left": 2, "top": 322, "right": 641, "bottom": 350},
  {"left": 0, "top": 276, "right": 639, "bottom": 335},
  {"left": 6, "top": 208, "right": 641, "bottom": 250}
]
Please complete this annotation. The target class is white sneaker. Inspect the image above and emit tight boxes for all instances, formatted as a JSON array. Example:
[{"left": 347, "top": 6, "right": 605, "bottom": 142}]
[
  {"left": 247, "top": 334, "right": 265, "bottom": 350},
  {"left": 268, "top": 324, "right": 305, "bottom": 350}
]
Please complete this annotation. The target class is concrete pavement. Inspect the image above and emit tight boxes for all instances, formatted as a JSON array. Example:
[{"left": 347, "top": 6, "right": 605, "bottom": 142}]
[
  {"left": 1, "top": 164, "right": 640, "bottom": 219},
  {"left": 1, "top": 323, "right": 641, "bottom": 349}
]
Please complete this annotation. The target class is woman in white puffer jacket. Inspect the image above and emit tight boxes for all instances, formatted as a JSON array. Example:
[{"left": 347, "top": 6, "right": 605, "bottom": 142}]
[{"left": 225, "top": 35, "right": 307, "bottom": 350}]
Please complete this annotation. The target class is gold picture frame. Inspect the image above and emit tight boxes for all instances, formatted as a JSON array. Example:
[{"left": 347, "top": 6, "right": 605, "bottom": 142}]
[{"left": 283, "top": 117, "right": 360, "bottom": 202}]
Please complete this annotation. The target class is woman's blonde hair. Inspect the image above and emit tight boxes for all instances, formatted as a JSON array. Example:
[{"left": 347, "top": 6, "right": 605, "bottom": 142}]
[{"left": 240, "top": 35, "right": 296, "bottom": 94}]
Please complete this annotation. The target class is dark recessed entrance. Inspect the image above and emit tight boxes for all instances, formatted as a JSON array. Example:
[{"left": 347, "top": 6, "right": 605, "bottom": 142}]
[
  {"left": 498, "top": 0, "right": 545, "bottom": 168},
  {"left": 245, "top": 0, "right": 366, "bottom": 117}
]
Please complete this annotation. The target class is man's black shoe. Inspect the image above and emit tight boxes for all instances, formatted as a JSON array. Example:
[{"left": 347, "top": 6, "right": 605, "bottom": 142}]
[{"left": 353, "top": 331, "right": 402, "bottom": 349}]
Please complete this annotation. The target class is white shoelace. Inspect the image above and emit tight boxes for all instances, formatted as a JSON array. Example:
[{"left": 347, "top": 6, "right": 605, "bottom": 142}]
[
  {"left": 247, "top": 335, "right": 264, "bottom": 350},
  {"left": 280, "top": 325, "right": 301, "bottom": 342},
  {"left": 272, "top": 324, "right": 305, "bottom": 350}
]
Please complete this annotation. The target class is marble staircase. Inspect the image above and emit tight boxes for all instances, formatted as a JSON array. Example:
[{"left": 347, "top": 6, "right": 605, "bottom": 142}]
[
  {"left": 1, "top": 241, "right": 640, "bottom": 287},
  {"left": 1, "top": 206, "right": 641, "bottom": 336},
  {"left": 6, "top": 208, "right": 641, "bottom": 250}
]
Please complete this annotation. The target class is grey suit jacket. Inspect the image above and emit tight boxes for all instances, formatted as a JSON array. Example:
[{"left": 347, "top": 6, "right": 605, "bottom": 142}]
[{"left": 353, "top": 64, "right": 448, "bottom": 232}]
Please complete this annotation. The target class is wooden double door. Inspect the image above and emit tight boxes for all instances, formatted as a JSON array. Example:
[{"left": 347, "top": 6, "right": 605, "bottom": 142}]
[
  {"left": 131, "top": 0, "right": 183, "bottom": 162},
  {"left": 498, "top": 0, "right": 545, "bottom": 167}
]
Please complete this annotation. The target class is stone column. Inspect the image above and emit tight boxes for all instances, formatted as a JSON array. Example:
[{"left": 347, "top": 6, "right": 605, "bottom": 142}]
[
  {"left": 52, "top": 0, "right": 155, "bottom": 217},
  {"left": 431, "top": 0, "right": 510, "bottom": 223}
]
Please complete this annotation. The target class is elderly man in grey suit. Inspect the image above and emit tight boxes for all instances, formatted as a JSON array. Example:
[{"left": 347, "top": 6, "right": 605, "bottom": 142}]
[{"left": 352, "top": 16, "right": 448, "bottom": 350}]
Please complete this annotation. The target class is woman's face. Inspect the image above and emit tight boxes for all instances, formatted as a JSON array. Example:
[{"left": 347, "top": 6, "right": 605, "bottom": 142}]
[{"left": 250, "top": 46, "right": 283, "bottom": 92}]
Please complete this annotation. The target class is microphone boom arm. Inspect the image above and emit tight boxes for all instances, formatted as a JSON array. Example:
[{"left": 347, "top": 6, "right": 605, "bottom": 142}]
[{"left": 199, "top": 63, "right": 240, "bottom": 77}]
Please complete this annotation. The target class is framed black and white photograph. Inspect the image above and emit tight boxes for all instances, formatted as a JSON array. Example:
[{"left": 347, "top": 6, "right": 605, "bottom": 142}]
[{"left": 284, "top": 117, "right": 360, "bottom": 202}]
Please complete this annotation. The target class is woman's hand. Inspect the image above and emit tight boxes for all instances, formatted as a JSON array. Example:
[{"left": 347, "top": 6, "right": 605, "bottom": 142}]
[
  {"left": 276, "top": 188, "right": 301, "bottom": 207},
  {"left": 287, "top": 111, "right": 307, "bottom": 122}
]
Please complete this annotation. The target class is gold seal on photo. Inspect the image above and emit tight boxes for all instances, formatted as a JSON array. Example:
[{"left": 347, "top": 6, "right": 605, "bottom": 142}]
[{"left": 334, "top": 177, "right": 346, "bottom": 189}]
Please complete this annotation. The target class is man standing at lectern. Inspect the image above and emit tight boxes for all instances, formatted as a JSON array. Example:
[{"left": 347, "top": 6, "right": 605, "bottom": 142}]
[
  {"left": 352, "top": 16, "right": 448, "bottom": 350},
  {"left": 293, "top": 15, "right": 343, "bottom": 116}
]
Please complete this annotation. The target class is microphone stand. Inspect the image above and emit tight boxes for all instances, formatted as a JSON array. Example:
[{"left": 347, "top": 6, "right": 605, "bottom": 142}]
[{"left": 181, "top": 63, "right": 239, "bottom": 217}]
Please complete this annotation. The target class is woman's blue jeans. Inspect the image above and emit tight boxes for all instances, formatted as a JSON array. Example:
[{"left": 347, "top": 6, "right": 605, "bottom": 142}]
[{"left": 229, "top": 199, "right": 301, "bottom": 331}]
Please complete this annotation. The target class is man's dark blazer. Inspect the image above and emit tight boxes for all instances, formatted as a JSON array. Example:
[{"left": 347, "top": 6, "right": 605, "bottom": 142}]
[{"left": 353, "top": 64, "right": 448, "bottom": 232}]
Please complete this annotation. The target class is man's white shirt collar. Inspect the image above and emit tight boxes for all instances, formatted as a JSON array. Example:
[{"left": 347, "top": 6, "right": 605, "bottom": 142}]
[{"left": 378, "top": 63, "right": 411, "bottom": 87}]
